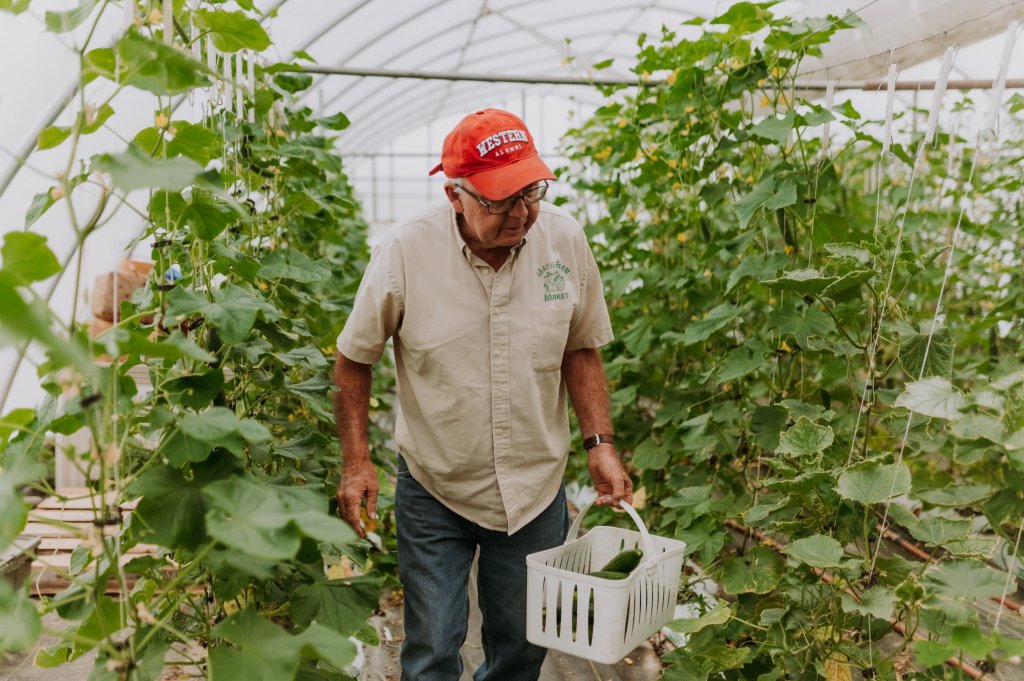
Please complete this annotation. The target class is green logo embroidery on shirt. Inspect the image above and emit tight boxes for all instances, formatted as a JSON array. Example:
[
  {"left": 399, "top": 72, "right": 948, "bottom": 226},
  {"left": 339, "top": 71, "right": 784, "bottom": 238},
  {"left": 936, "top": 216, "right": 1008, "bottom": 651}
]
[{"left": 537, "top": 260, "right": 571, "bottom": 302}]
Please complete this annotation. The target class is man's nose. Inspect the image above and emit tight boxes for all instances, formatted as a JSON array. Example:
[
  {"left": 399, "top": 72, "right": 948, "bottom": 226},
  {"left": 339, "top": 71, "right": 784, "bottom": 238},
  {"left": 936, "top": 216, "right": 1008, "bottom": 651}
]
[{"left": 508, "top": 196, "right": 528, "bottom": 217}]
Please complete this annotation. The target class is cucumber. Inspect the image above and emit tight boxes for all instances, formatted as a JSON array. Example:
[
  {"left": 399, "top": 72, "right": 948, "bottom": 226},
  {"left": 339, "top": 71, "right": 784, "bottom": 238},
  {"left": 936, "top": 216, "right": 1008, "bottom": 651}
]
[
  {"left": 586, "top": 570, "right": 629, "bottom": 580},
  {"left": 598, "top": 548, "right": 643, "bottom": 574}
]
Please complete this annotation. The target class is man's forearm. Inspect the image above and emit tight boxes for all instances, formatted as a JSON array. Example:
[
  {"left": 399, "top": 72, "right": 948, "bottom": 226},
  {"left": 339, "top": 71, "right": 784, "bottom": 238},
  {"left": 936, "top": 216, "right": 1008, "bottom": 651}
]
[
  {"left": 333, "top": 351, "right": 373, "bottom": 466},
  {"left": 561, "top": 347, "right": 613, "bottom": 437}
]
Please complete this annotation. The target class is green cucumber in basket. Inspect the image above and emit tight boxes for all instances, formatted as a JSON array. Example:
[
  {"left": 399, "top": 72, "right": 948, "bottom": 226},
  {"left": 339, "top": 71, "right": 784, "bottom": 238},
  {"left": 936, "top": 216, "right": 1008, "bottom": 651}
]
[
  {"left": 586, "top": 570, "right": 629, "bottom": 580},
  {"left": 595, "top": 548, "right": 644, "bottom": 575}
]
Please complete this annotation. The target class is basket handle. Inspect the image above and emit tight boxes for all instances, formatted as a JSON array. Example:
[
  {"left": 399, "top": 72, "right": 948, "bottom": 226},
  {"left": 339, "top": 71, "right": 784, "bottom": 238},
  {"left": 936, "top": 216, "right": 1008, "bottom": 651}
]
[{"left": 567, "top": 498, "right": 659, "bottom": 573}]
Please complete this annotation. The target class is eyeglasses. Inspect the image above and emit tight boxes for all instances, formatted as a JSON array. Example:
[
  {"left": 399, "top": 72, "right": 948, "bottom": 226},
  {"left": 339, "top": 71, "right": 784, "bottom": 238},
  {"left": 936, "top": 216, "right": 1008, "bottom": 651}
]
[{"left": 454, "top": 181, "right": 548, "bottom": 215}]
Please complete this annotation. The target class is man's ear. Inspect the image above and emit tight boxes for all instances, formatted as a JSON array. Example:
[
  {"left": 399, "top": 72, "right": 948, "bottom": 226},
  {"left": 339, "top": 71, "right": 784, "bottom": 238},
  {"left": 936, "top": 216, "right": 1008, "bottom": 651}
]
[{"left": 444, "top": 184, "right": 465, "bottom": 213}]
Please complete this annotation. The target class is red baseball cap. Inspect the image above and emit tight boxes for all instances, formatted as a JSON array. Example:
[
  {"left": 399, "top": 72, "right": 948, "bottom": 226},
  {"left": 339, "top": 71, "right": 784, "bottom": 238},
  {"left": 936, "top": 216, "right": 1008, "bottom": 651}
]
[{"left": 428, "top": 109, "right": 555, "bottom": 200}]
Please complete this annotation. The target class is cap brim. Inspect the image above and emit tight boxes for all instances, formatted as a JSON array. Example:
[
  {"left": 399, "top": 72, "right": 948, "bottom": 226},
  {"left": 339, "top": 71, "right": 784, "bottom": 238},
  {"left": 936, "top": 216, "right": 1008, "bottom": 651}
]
[{"left": 466, "top": 153, "right": 555, "bottom": 199}]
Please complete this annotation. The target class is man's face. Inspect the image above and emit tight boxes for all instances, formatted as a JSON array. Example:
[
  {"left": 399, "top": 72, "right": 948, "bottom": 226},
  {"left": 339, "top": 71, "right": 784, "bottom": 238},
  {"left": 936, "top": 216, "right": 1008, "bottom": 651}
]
[{"left": 445, "top": 179, "right": 542, "bottom": 252}]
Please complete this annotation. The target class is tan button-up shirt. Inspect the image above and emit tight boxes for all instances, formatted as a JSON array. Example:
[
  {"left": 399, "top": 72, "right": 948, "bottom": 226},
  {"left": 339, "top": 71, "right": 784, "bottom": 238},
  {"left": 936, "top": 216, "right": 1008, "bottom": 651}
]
[{"left": 336, "top": 201, "right": 613, "bottom": 533}]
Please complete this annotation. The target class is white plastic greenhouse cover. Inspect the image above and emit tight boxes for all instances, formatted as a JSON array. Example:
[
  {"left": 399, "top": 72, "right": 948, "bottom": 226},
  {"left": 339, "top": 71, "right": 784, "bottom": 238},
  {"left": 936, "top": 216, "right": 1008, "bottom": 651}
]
[{"left": 0, "top": 0, "right": 1022, "bottom": 410}]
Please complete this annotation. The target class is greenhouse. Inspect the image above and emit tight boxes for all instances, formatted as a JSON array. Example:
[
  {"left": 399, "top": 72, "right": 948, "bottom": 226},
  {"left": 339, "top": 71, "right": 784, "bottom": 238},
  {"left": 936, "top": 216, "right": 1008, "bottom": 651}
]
[{"left": 1, "top": 0, "right": 1023, "bottom": 679}]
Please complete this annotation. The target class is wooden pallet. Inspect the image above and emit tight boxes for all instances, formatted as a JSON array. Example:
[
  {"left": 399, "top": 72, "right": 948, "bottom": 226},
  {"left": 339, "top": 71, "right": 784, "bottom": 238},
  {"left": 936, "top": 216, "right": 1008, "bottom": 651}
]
[{"left": 24, "top": 489, "right": 159, "bottom": 595}]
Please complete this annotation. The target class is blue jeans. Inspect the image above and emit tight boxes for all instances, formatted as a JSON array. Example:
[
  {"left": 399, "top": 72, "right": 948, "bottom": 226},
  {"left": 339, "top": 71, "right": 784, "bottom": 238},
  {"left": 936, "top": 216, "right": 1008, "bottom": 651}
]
[{"left": 395, "top": 456, "right": 569, "bottom": 681}]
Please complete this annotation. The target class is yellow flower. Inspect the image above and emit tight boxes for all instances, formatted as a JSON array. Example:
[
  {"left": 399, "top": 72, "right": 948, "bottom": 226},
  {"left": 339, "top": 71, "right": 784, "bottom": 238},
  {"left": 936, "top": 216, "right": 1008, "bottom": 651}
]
[
  {"left": 684, "top": 104, "right": 695, "bottom": 114},
  {"left": 146, "top": 8, "right": 162, "bottom": 25},
  {"left": 275, "top": 129, "right": 287, "bottom": 138},
  {"left": 626, "top": 209, "right": 638, "bottom": 220},
  {"left": 616, "top": 117, "right": 628, "bottom": 128},
  {"left": 780, "top": 340, "right": 793, "bottom": 353},
  {"left": 594, "top": 146, "right": 612, "bottom": 162},
  {"left": 666, "top": 69, "right": 678, "bottom": 86},
  {"left": 703, "top": 269, "right": 712, "bottom": 278},
  {"left": 730, "top": 58, "right": 743, "bottom": 70},
  {"left": 770, "top": 66, "right": 785, "bottom": 78},
  {"left": 784, "top": 245, "right": 795, "bottom": 255},
  {"left": 676, "top": 232, "right": 688, "bottom": 243},
  {"left": 672, "top": 181, "right": 682, "bottom": 190},
  {"left": 641, "top": 71, "right": 651, "bottom": 82},
  {"left": 757, "top": 79, "right": 766, "bottom": 88},
  {"left": 722, "top": 382, "right": 733, "bottom": 392},
  {"left": 666, "top": 158, "right": 678, "bottom": 169},
  {"left": 154, "top": 113, "right": 169, "bottom": 128},
  {"left": 759, "top": 95, "right": 770, "bottom": 107}
]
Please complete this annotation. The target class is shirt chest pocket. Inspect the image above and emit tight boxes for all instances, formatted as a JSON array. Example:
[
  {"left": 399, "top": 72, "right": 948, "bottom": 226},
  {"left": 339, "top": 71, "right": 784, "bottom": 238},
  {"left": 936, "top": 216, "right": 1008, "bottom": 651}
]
[{"left": 531, "top": 308, "right": 573, "bottom": 372}]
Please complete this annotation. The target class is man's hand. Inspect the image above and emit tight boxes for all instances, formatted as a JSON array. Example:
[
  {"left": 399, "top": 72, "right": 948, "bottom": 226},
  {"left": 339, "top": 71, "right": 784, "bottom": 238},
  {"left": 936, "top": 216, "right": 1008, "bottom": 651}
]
[
  {"left": 337, "top": 460, "right": 379, "bottom": 538},
  {"left": 587, "top": 444, "right": 633, "bottom": 507}
]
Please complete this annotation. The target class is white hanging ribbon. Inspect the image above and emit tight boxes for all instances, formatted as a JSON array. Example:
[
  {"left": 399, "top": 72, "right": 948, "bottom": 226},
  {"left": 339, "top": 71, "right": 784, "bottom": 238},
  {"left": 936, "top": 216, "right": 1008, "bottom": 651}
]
[
  {"left": 881, "top": 63, "right": 898, "bottom": 155},
  {"left": 162, "top": 0, "right": 172, "bottom": 45},
  {"left": 247, "top": 54, "right": 256, "bottom": 124},
  {"left": 983, "top": 21, "right": 1021, "bottom": 134},
  {"left": 821, "top": 78, "right": 836, "bottom": 158},
  {"left": 223, "top": 50, "right": 233, "bottom": 115},
  {"left": 189, "top": 0, "right": 200, "bottom": 59},
  {"left": 235, "top": 52, "right": 244, "bottom": 119},
  {"left": 923, "top": 46, "right": 956, "bottom": 146}
]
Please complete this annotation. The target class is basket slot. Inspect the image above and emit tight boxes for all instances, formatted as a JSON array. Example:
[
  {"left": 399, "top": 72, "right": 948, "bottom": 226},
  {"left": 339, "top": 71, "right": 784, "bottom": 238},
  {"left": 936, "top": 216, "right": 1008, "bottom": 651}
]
[
  {"left": 560, "top": 579, "right": 575, "bottom": 642},
  {"left": 581, "top": 586, "right": 594, "bottom": 647},
  {"left": 544, "top": 578, "right": 559, "bottom": 636}
]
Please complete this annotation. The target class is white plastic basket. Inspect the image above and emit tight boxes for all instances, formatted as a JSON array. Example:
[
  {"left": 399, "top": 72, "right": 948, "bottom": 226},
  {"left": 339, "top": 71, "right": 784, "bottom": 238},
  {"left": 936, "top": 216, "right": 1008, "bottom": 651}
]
[{"left": 525, "top": 499, "right": 686, "bottom": 664}]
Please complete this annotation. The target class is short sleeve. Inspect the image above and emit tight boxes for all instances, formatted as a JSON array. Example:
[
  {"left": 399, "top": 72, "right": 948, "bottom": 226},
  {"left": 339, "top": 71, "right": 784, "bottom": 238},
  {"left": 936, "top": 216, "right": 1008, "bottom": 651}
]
[
  {"left": 566, "top": 237, "right": 613, "bottom": 351},
  {"left": 336, "top": 241, "right": 404, "bottom": 364}
]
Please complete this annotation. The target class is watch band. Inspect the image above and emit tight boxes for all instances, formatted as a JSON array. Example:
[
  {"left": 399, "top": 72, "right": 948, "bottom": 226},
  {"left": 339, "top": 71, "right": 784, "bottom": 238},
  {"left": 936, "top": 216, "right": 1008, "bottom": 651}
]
[{"left": 583, "top": 433, "right": 615, "bottom": 451}]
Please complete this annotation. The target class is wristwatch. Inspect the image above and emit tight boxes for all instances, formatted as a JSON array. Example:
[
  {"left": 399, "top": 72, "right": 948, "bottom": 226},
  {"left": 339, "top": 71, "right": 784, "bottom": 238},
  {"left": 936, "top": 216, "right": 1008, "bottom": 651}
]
[{"left": 583, "top": 433, "right": 615, "bottom": 451}]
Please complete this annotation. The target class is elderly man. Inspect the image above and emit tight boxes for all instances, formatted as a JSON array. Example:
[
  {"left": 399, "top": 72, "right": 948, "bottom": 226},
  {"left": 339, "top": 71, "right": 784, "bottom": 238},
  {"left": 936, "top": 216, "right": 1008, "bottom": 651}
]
[{"left": 334, "top": 108, "right": 632, "bottom": 681}]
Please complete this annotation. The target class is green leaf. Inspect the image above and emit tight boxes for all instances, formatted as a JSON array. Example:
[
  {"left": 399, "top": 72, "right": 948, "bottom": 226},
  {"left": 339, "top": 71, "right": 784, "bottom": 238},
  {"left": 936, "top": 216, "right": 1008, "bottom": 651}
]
[
  {"left": 0, "top": 581, "right": 41, "bottom": 652},
  {"left": 950, "top": 415, "right": 1005, "bottom": 444},
  {"left": 823, "top": 243, "right": 871, "bottom": 265},
  {"left": 775, "top": 417, "right": 833, "bottom": 458},
  {"left": 950, "top": 625, "right": 996, "bottom": 658},
  {"left": 782, "top": 534, "right": 844, "bottom": 568},
  {"left": 894, "top": 377, "right": 967, "bottom": 420},
  {"left": 632, "top": 438, "right": 669, "bottom": 470},
  {"left": 258, "top": 250, "right": 332, "bottom": 283},
  {"left": 25, "top": 191, "right": 56, "bottom": 227},
  {"left": 44, "top": 0, "right": 96, "bottom": 32},
  {"left": 130, "top": 465, "right": 207, "bottom": 550},
  {"left": 669, "top": 602, "right": 732, "bottom": 634},
  {"left": 682, "top": 303, "right": 740, "bottom": 346},
  {"left": 166, "top": 285, "right": 275, "bottom": 344},
  {"left": 93, "top": 146, "right": 202, "bottom": 191},
  {"left": 915, "top": 484, "right": 994, "bottom": 507},
  {"left": 752, "top": 111, "right": 795, "bottom": 144},
  {"left": 915, "top": 640, "right": 953, "bottom": 667},
  {"left": 715, "top": 345, "right": 767, "bottom": 384},
  {"left": 592, "top": 58, "right": 615, "bottom": 70},
  {"left": 193, "top": 10, "right": 271, "bottom": 52},
  {"left": 924, "top": 560, "right": 1008, "bottom": 599},
  {"left": 2, "top": 232, "right": 61, "bottom": 284},
  {"left": 899, "top": 326, "right": 954, "bottom": 379},
  {"left": 183, "top": 188, "right": 242, "bottom": 240},
  {"left": 182, "top": 407, "right": 270, "bottom": 444},
  {"left": 37, "top": 125, "right": 73, "bottom": 150},
  {"left": 0, "top": 279, "right": 89, "bottom": 371},
  {"left": 750, "top": 405, "right": 787, "bottom": 450},
  {"left": 906, "top": 517, "right": 971, "bottom": 547},
  {"left": 821, "top": 269, "right": 873, "bottom": 297},
  {"left": 0, "top": 0, "right": 31, "bottom": 14},
  {"left": 761, "top": 268, "right": 837, "bottom": 295},
  {"left": 840, "top": 587, "right": 897, "bottom": 620},
  {"left": 835, "top": 463, "right": 912, "bottom": 505},
  {"left": 721, "top": 546, "right": 784, "bottom": 594},
  {"left": 274, "top": 345, "right": 329, "bottom": 370},
  {"left": 289, "top": 575, "right": 385, "bottom": 636},
  {"left": 735, "top": 177, "right": 796, "bottom": 228},
  {"left": 204, "top": 479, "right": 302, "bottom": 562},
  {"left": 316, "top": 112, "right": 351, "bottom": 130},
  {"left": 116, "top": 32, "right": 212, "bottom": 95},
  {"left": 166, "top": 121, "right": 224, "bottom": 165}
]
